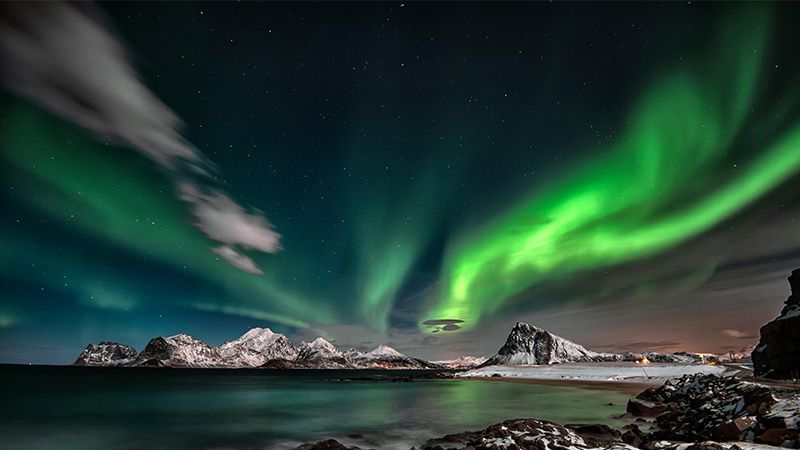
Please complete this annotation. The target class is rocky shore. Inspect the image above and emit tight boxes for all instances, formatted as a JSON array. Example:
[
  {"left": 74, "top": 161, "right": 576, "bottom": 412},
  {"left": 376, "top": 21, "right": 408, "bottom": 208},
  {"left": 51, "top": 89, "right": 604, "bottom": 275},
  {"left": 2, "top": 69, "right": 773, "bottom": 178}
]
[{"left": 297, "top": 373, "right": 799, "bottom": 450}]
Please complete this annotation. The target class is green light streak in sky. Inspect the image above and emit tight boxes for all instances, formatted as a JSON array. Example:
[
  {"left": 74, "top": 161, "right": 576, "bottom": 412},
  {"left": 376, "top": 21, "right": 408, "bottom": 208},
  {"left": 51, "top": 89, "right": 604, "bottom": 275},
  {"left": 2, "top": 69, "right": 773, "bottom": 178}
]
[
  {"left": 0, "top": 99, "right": 329, "bottom": 329},
  {"left": 425, "top": 7, "right": 800, "bottom": 329}
]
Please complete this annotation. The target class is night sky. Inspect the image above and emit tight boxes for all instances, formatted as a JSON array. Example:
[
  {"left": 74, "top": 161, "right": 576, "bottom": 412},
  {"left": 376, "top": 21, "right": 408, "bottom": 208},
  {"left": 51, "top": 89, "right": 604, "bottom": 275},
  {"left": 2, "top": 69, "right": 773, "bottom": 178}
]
[{"left": 1, "top": 2, "right": 800, "bottom": 364}]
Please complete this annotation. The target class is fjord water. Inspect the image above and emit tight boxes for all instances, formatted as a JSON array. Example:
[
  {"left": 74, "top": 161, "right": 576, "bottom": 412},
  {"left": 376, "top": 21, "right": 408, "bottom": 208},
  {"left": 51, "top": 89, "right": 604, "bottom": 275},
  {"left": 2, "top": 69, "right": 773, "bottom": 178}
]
[{"left": 0, "top": 366, "right": 632, "bottom": 449}]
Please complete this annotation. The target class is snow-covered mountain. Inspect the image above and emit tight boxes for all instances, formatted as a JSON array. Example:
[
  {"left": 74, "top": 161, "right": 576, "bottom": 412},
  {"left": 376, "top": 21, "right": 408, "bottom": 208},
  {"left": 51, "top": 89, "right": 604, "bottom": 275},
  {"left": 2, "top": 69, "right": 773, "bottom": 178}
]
[
  {"left": 74, "top": 328, "right": 446, "bottom": 369},
  {"left": 217, "top": 327, "right": 298, "bottom": 367},
  {"left": 275, "top": 337, "right": 352, "bottom": 368},
  {"left": 73, "top": 342, "right": 138, "bottom": 366},
  {"left": 134, "top": 333, "right": 221, "bottom": 367},
  {"left": 297, "top": 337, "right": 343, "bottom": 359},
  {"left": 479, "top": 322, "right": 712, "bottom": 367},
  {"left": 481, "top": 322, "right": 613, "bottom": 366},
  {"left": 433, "top": 355, "right": 489, "bottom": 369},
  {"left": 349, "top": 344, "right": 442, "bottom": 369}
]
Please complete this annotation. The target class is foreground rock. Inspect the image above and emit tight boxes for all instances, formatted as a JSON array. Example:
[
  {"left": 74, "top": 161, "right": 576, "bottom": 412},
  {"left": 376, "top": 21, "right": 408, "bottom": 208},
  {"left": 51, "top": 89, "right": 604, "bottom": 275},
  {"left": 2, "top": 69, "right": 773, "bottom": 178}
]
[
  {"left": 73, "top": 342, "right": 137, "bottom": 366},
  {"left": 752, "top": 269, "right": 800, "bottom": 380},
  {"left": 419, "top": 418, "right": 640, "bottom": 450},
  {"left": 627, "top": 374, "right": 799, "bottom": 447}
]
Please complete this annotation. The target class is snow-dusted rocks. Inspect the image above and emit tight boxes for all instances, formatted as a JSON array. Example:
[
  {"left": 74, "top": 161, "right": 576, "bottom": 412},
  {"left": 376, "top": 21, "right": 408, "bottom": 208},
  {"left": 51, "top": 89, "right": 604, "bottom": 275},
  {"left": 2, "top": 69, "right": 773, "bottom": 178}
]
[
  {"left": 134, "top": 334, "right": 221, "bottom": 367},
  {"left": 481, "top": 322, "right": 613, "bottom": 366},
  {"left": 752, "top": 268, "right": 800, "bottom": 379},
  {"left": 73, "top": 342, "right": 137, "bottom": 366},
  {"left": 217, "top": 327, "right": 298, "bottom": 367},
  {"left": 419, "top": 418, "right": 640, "bottom": 450},
  {"left": 627, "top": 373, "right": 800, "bottom": 447}
]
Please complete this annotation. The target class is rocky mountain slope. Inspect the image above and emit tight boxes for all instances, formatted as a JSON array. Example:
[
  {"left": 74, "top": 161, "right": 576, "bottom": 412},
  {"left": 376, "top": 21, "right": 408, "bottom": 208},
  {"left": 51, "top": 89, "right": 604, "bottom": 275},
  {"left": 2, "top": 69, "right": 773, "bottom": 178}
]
[
  {"left": 134, "top": 333, "right": 221, "bottom": 367},
  {"left": 217, "top": 327, "right": 298, "bottom": 367},
  {"left": 73, "top": 342, "right": 137, "bottom": 366},
  {"left": 752, "top": 268, "right": 800, "bottom": 379},
  {"left": 480, "top": 322, "right": 614, "bottom": 366}
]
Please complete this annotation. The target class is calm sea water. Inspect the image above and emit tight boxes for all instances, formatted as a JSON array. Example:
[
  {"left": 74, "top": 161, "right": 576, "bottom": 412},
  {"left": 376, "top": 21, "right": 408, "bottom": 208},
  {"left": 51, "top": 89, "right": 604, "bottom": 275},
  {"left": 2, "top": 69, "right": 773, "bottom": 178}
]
[{"left": 0, "top": 366, "right": 633, "bottom": 450}]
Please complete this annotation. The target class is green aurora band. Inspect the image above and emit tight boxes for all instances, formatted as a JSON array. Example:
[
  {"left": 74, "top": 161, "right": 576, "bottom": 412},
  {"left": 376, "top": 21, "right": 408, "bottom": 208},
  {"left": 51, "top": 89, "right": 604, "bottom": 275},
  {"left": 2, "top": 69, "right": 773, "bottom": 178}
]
[{"left": 424, "top": 8, "right": 800, "bottom": 330}]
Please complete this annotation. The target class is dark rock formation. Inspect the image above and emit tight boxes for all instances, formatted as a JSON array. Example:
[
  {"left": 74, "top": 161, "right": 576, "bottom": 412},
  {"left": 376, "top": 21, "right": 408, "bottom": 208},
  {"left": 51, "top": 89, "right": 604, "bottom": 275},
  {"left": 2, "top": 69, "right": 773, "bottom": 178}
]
[
  {"left": 73, "top": 342, "right": 137, "bottom": 366},
  {"left": 296, "top": 439, "right": 360, "bottom": 450},
  {"left": 752, "top": 269, "right": 800, "bottom": 380},
  {"left": 626, "top": 373, "right": 799, "bottom": 447},
  {"left": 419, "top": 418, "right": 638, "bottom": 450}
]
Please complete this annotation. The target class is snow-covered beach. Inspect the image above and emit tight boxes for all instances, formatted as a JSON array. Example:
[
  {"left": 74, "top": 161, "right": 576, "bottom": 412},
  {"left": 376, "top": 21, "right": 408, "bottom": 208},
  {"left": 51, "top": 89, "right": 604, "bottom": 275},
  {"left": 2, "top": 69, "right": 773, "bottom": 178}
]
[{"left": 458, "top": 362, "right": 730, "bottom": 385}]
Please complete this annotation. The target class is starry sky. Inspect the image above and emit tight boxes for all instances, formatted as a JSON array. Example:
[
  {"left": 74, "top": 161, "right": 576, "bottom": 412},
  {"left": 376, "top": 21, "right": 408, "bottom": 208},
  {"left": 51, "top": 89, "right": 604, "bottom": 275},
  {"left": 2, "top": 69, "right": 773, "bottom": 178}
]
[{"left": 1, "top": 2, "right": 800, "bottom": 364}]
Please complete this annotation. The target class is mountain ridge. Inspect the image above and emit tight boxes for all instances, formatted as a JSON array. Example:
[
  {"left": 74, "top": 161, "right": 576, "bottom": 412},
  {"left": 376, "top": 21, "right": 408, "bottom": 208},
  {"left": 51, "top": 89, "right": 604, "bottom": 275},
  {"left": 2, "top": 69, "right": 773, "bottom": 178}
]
[{"left": 74, "top": 328, "right": 443, "bottom": 369}]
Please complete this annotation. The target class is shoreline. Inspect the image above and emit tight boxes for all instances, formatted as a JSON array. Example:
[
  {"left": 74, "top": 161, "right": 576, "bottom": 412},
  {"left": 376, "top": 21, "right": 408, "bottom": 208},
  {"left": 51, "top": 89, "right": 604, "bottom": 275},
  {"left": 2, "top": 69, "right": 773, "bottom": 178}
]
[{"left": 462, "top": 375, "right": 655, "bottom": 396}]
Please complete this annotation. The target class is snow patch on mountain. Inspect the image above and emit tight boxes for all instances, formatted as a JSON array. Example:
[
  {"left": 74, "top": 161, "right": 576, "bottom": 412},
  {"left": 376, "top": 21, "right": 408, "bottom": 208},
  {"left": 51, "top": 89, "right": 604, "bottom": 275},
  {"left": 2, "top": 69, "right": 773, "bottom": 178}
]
[
  {"left": 217, "top": 327, "right": 298, "bottom": 367},
  {"left": 364, "top": 344, "right": 405, "bottom": 359},
  {"left": 297, "top": 337, "right": 342, "bottom": 359}
]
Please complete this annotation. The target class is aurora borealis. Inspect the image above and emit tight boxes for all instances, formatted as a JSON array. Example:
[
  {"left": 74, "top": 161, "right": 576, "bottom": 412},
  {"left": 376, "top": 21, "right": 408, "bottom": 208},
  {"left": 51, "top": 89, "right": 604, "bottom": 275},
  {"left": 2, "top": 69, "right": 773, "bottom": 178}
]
[{"left": 1, "top": 2, "right": 800, "bottom": 363}]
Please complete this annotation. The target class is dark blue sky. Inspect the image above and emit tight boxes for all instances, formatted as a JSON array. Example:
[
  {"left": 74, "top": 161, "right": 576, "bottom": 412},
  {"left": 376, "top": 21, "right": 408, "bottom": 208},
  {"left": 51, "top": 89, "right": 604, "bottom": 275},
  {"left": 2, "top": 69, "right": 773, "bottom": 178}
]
[{"left": 1, "top": 2, "right": 799, "bottom": 364}]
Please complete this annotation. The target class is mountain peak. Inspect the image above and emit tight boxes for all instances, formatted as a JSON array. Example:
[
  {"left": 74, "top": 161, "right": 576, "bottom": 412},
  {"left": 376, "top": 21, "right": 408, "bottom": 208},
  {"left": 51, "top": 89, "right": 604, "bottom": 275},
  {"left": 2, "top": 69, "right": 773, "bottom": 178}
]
[
  {"left": 367, "top": 344, "right": 405, "bottom": 358},
  {"left": 239, "top": 327, "right": 275, "bottom": 340},
  {"left": 298, "top": 337, "right": 341, "bottom": 359},
  {"left": 482, "top": 321, "right": 600, "bottom": 366},
  {"left": 217, "top": 327, "right": 297, "bottom": 366}
]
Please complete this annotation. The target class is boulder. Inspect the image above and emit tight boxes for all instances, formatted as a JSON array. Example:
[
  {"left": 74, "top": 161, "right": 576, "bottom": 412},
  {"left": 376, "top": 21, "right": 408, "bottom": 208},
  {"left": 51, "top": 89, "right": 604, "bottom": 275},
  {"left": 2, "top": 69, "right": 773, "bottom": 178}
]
[
  {"left": 757, "top": 428, "right": 798, "bottom": 446},
  {"left": 296, "top": 439, "right": 361, "bottom": 450},
  {"left": 717, "top": 416, "right": 755, "bottom": 440},
  {"left": 627, "top": 398, "right": 667, "bottom": 417}
]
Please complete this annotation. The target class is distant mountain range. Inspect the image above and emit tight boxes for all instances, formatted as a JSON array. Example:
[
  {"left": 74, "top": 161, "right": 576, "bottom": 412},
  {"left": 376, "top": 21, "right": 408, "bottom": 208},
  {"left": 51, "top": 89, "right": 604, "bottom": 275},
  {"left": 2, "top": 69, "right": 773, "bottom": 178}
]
[
  {"left": 74, "top": 328, "right": 442, "bottom": 369},
  {"left": 74, "top": 322, "right": 710, "bottom": 369}
]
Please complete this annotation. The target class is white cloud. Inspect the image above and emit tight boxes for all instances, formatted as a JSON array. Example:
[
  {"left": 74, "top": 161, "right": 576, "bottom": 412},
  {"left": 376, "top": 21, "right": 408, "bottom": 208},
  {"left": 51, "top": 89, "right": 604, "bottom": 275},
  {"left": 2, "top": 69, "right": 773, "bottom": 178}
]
[
  {"left": 212, "top": 245, "right": 263, "bottom": 275},
  {"left": 0, "top": 2, "right": 281, "bottom": 274},
  {"left": 180, "top": 184, "right": 281, "bottom": 254},
  {"left": 720, "top": 328, "right": 756, "bottom": 339}
]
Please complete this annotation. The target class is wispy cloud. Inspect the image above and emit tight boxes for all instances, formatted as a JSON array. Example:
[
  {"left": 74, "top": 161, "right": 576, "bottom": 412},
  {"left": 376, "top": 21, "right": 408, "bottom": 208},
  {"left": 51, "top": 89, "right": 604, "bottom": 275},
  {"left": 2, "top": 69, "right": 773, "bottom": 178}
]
[
  {"left": 0, "top": 2, "right": 280, "bottom": 273},
  {"left": 720, "top": 328, "right": 756, "bottom": 339}
]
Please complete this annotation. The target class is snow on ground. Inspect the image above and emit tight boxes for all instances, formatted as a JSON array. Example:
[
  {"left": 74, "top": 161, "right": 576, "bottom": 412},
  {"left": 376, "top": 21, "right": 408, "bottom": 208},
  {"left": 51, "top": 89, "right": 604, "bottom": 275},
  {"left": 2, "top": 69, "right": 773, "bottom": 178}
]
[
  {"left": 458, "top": 362, "right": 728, "bottom": 384},
  {"left": 649, "top": 442, "right": 784, "bottom": 450}
]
